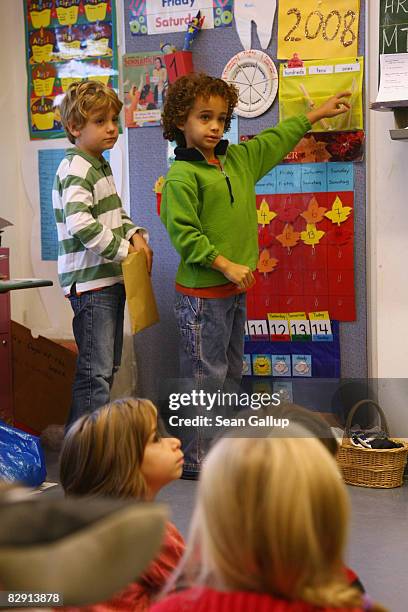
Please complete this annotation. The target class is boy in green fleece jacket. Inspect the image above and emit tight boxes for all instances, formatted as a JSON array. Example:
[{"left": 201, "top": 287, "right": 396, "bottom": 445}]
[{"left": 160, "top": 73, "right": 349, "bottom": 477}]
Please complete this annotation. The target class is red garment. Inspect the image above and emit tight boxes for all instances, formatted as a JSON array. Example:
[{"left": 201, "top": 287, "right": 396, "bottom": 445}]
[
  {"left": 58, "top": 522, "right": 184, "bottom": 612},
  {"left": 175, "top": 281, "right": 244, "bottom": 298},
  {"left": 150, "top": 586, "right": 368, "bottom": 612}
]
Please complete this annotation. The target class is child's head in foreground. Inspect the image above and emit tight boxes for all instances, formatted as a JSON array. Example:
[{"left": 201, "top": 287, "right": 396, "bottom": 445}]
[
  {"left": 162, "top": 73, "right": 238, "bottom": 149},
  {"left": 170, "top": 427, "right": 379, "bottom": 609},
  {"left": 59, "top": 80, "right": 122, "bottom": 154},
  {"left": 60, "top": 398, "right": 183, "bottom": 500}
]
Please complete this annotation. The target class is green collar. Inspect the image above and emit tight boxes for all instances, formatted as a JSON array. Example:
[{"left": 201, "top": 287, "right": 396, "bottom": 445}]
[{"left": 68, "top": 147, "right": 110, "bottom": 170}]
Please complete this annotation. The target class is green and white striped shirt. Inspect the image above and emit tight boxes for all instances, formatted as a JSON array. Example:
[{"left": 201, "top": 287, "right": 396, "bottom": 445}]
[{"left": 52, "top": 148, "right": 144, "bottom": 295}]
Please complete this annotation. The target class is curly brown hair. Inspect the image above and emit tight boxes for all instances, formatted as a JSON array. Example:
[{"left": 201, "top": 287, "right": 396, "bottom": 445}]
[{"left": 162, "top": 73, "right": 238, "bottom": 146}]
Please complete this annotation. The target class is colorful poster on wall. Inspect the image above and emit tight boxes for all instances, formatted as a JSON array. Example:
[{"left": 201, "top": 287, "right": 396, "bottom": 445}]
[
  {"left": 128, "top": 0, "right": 233, "bottom": 36},
  {"left": 246, "top": 162, "right": 355, "bottom": 322},
  {"left": 277, "top": 0, "right": 360, "bottom": 60},
  {"left": 24, "top": 0, "right": 119, "bottom": 140},
  {"left": 379, "top": 0, "right": 408, "bottom": 54},
  {"left": 123, "top": 53, "right": 167, "bottom": 128},
  {"left": 279, "top": 57, "right": 364, "bottom": 132}
]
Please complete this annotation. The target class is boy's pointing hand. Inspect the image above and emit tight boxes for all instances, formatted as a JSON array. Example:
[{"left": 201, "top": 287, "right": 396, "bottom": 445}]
[{"left": 306, "top": 91, "right": 351, "bottom": 124}]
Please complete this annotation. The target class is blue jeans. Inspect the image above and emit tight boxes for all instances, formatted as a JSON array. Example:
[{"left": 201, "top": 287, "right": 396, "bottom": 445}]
[
  {"left": 67, "top": 283, "right": 126, "bottom": 428},
  {"left": 173, "top": 291, "right": 246, "bottom": 473}
]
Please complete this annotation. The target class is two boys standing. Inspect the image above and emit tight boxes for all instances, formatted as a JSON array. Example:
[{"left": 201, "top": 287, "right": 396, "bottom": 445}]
[{"left": 54, "top": 76, "right": 349, "bottom": 474}]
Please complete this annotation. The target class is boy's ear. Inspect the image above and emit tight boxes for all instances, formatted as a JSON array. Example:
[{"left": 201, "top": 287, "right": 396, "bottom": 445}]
[{"left": 68, "top": 121, "right": 81, "bottom": 138}]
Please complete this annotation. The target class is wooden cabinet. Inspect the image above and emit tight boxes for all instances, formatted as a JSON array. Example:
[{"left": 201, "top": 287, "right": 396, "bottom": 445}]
[{"left": 0, "top": 248, "right": 13, "bottom": 422}]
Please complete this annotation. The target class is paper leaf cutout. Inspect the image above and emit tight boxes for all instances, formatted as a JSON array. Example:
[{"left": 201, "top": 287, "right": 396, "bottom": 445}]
[
  {"left": 257, "top": 248, "right": 278, "bottom": 273},
  {"left": 301, "top": 223, "right": 325, "bottom": 247},
  {"left": 327, "top": 226, "right": 352, "bottom": 246},
  {"left": 153, "top": 175, "right": 165, "bottom": 194},
  {"left": 295, "top": 136, "right": 331, "bottom": 163},
  {"left": 325, "top": 196, "right": 352, "bottom": 226},
  {"left": 276, "top": 224, "right": 301, "bottom": 248},
  {"left": 275, "top": 204, "right": 301, "bottom": 223},
  {"left": 301, "top": 196, "right": 327, "bottom": 224},
  {"left": 257, "top": 199, "right": 277, "bottom": 227}
]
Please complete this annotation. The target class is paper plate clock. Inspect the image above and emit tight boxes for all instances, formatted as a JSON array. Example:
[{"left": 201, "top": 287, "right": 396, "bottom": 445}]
[{"left": 222, "top": 50, "right": 279, "bottom": 118}]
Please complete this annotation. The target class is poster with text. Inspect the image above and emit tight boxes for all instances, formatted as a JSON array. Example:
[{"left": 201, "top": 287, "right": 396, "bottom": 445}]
[
  {"left": 278, "top": 0, "right": 360, "bottom": 60},
  {"left": 123, "top": 52, "right": 167, "bottom": 128},
  {"left": 128, "top": 0, "right": 233, "bottom": 36},
  {"left": 279, "top": 57, "right": 364, "bottom": 132},
  {"left": 24, "top": 0, "right": 119, "bottom": 140}
]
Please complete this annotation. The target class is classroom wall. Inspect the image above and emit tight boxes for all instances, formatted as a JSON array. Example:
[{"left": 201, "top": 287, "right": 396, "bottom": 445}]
[
  {"left": 368, "top": 2, "right": 408, "bottom": 436},
  {"left": 0, "top": 1, "right": 46, "bottom": 331},
  {"left": 2, "top": 1, "right": 407, "bottom": 434},
  {"left": 0, "top": 1, "right": 136, "bottom": 398}
]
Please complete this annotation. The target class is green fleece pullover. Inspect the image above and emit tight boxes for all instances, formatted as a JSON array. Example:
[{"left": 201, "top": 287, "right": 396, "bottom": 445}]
[{"left": 160, "top": 115, "right": 311, "bottom": 288}]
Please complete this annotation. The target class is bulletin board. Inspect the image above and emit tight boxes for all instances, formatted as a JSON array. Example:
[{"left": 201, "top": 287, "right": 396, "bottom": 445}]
[{"left": 124, "top": 2, "right": 367, "bottom": 403}]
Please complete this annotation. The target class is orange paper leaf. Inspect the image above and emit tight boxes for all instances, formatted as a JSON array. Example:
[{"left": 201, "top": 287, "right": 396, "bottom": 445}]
[
  {"left": 301, "top": 196, "right": 327, "bottom": 224},
  {"left": 257, "top": 249, "right": 278, "bottom": 273},
  {"left": 300, "top": 223, "right": 325, "bottom": 246},
  {"left": 276, "top": 223, "right": 301, "bottom": 248},
  {"left": 257, "top": 199, "right": 277, "bottom": 227},
  {"left": 325, "top": 196, "right": 352, "bottom": 226}
]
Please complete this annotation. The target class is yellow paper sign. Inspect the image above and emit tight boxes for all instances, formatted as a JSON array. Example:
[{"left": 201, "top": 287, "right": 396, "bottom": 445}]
[
  {"left": 279, "top": 56, "right": 364, "bottom": 132},
  {"left": 278, "top": 0, "right": 360, "bottom": 60}
]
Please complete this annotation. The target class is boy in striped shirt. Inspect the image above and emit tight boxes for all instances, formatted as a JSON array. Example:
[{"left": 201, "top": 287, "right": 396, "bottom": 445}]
[{"left": 53, "top": 81, "right": 152, "bottom": 427}]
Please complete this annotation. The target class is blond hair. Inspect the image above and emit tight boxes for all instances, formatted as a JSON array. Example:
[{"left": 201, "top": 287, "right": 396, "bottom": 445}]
[
  {"left": 60, "top": 398, "right": 157, "bottom": 499},
  {"left": 58, "top": 80, "right": 122, "bottom": 144},
  {"left": 170, "top": 430, "right": 385, "bottom": 610}
]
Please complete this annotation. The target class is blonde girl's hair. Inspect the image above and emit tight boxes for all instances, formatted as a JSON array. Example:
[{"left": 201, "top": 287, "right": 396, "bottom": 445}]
[
  {"left": 170, "top": 430, "right": 386, "bottom": 611},
  {"left": 58, "top": 80, "right": 123, "bottom": 144},
  {"left": 60, "top": 398, "right": 157, "bottom": 500}
]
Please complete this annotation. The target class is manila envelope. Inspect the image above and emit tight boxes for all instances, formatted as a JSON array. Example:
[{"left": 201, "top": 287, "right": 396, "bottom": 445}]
[{"left": 122, "top": 250, "right": 159, "bottom": 334}]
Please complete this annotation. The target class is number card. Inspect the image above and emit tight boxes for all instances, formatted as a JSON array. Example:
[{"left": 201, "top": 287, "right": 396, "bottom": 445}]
[
  {"left": 278, "top": 0, "right": 360, "bottom": 60},
  {"left": 309, "top": 311, "right": 333, "bottom": 341},
  {"left": 247, "top": 319, "right": 269, "bottom": 341},
  {"left": 268, "top": 313, "right": 291, "bottom": 341},
  {"left": 289, "top": 312, "right": 312, "bottom": 341},
  {"left": 163, "top": 51, "right": 193, "bottom": 84}
]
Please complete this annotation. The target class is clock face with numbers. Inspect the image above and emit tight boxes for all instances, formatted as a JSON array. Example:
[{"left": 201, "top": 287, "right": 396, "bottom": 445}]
[{"left": 222, "top": 50, "right": 279, "bottom": 118}]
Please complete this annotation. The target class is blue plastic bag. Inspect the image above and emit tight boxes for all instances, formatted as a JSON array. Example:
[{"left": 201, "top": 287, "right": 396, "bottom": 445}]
[{"left": 0, "top": 421, "right": 46, "bottom": 487}]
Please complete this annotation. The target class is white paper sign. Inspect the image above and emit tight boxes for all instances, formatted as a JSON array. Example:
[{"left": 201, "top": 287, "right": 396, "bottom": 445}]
[
  {"left": 376, "top": 53, "right": 408, "bottom": 103},
  {"left": 145, "top": 0, "right": 214, "bottom": 35}
]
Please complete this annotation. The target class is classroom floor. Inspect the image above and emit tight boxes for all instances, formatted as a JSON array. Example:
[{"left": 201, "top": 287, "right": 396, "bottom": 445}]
[{"left": 44, "top": 450, "right": 408, "bottom": 612}]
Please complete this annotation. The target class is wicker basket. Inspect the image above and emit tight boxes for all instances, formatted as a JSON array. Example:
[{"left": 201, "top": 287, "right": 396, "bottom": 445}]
[{"left": 337, "top": 399, "right": 408, "bottom": 488}]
